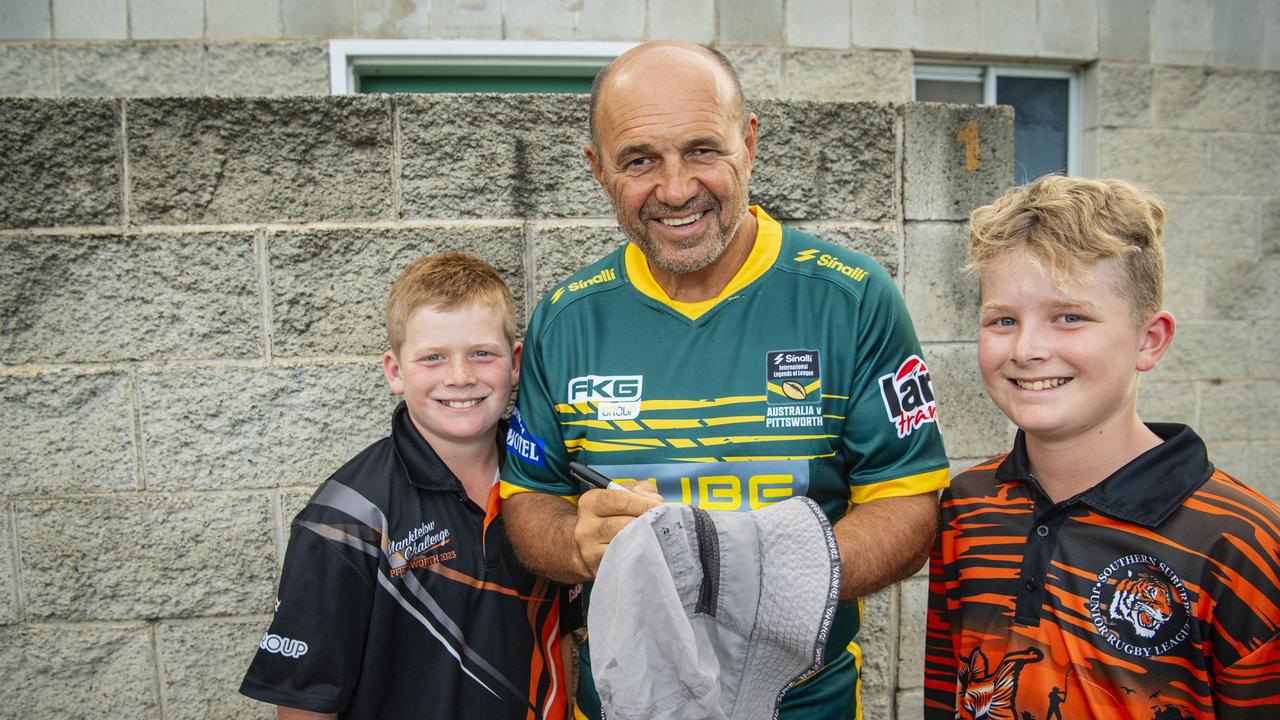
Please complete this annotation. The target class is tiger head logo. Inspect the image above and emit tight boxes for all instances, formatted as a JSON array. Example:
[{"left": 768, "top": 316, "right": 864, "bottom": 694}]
[{"left": 1108, "top": 571, "right": 1175, "bottom": 638}]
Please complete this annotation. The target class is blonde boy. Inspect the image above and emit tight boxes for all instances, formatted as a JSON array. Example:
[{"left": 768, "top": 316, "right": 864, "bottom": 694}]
[
  {"left": 241, "top": 252, "right": 567, "bottom": 720},
  {"left": 924, "top": 176, "right": 1280, "bottom": 719}
]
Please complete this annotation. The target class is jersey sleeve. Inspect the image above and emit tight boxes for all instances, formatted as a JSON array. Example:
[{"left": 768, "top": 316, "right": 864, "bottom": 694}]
[
  {"left": 500, "top": 302, "right": 577, "bottom": 501},
  {"left": 841, "top": 262, "right": 949, "bottom": 503},
  {"left": 239, "top": 515, "right": 375, "bottom": 713}
]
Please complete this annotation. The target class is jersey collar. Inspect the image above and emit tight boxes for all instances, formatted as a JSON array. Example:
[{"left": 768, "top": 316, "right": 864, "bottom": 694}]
[
  {"left": 623, "top": 205, "right": 782, "bottom": 321},
  {"left": 995, "top": 423, "right": 1213, "bottom": 528},
  {"left": 390, "top": 401, "right": 506, "bottom": 493}
]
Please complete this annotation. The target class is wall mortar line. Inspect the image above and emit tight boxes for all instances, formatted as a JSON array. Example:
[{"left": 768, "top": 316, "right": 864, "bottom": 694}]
[
  {"left": 391, "top": 96, "right": 403, "bottom": 221},
  {"left": 128, "top": 367, "right": 147, "bottom": 491},
  {"left": 151, "top": 621, "right": 169, "bottom": 720},
  {"left": 6, "top": 502, "right": 26, "bottom": 622},
  {"left": 893, "top": 107, "right": 907, "bottom": 292},
  {"left": 255, "top": 229, "right": 275, "bottom": 365},
  {"left": 119, "top": 99, "right": 131, "bottom": 229}
]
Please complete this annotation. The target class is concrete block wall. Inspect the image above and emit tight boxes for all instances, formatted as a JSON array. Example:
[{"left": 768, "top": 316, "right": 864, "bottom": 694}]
[{"left": 0, "top": 93, "right": 1012, "bottom": 718}]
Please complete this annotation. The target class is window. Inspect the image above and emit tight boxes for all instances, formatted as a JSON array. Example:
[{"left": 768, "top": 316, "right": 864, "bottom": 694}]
[
  {"left": 328, "top": 40, "right": 638, "bottom": 95},
  {"left": 914, "top": 64, "right": 1079, "bottom": 184}
]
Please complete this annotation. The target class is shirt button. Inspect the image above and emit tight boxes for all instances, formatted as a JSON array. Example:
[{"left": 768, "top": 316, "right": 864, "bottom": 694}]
[
  {"left": 1036, "top": 525, "right": 1049, "bottom": 537},
  {"left": 1025, "top": 579, "right": 1038, "bottom": 592}
]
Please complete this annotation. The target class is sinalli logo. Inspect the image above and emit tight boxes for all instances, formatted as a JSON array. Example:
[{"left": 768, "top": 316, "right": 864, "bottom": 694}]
[
  {"left": 793, "top": 249, "right": 867, "bottom": 281},
  {"left": 879, "top": 355, "right": 937, "bottom": 438}
]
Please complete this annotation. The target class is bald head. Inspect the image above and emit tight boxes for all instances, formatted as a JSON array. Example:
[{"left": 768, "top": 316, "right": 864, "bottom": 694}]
[{"left": 588, "top": 42, "right": 747, "bottom": 151}]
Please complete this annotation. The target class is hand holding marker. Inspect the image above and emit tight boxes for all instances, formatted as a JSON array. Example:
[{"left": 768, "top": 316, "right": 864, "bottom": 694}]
[{"left": 569, "top": 461, "right": 631, "bottom": 493}]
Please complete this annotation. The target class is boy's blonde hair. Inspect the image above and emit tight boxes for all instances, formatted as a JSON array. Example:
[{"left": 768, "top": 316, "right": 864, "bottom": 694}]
[
  {"left": 967, "top": 175, "right": 1167, "bottom": 322},
  {"left": 385, "top": 252, "right": 517, "bottom": 352}
]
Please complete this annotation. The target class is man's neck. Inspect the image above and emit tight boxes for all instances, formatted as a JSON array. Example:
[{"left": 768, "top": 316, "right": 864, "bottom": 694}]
[
  {"left": 650, "top": 212, "right": 758, "bottom": 303},
  {"left": 1024, "top": 417, "right": 1162, "bottom": 504}
]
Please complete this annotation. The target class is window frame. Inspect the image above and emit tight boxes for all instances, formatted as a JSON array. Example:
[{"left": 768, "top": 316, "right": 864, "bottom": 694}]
[
  {"left": 328, "top": 39, "right": 639, "bottom": 95},
  {"left": 913, "top": 62, "right": 1081, "bottom": 178}
]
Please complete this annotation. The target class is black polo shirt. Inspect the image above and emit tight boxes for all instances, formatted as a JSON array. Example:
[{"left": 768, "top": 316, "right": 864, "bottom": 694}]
[
  {"left": 240, "top": 402, "right": 567, "bottom": 719},
  {"left": 924, "top": 424, "right": 1280, "bottom": 719}
]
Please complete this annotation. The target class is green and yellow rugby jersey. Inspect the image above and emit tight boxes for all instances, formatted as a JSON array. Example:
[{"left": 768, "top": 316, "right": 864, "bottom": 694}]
[{"left": 501, "top": 206, "right": 949, "bottom": 720}]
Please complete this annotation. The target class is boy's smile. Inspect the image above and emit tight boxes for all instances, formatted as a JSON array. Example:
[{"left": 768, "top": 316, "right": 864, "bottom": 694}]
[
  {"left": 977, "top": 250, "right": 1167, "bottom": 447},
  {"left": 383, "top": 303, "right": 520, "bottom": 452}
]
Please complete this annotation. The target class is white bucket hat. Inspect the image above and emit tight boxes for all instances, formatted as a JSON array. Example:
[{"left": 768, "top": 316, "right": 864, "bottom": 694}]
[{"left": 588, "top": 496, "right": 842, "bottom": 720}]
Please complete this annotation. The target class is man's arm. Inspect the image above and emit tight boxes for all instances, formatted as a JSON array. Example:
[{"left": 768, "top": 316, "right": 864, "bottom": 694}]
[
  {"left": 504, "top": 489, "right": 662, "bottom": 584},
  {"left": 832, "top": 492, "right": 937, "bottom": 600}
]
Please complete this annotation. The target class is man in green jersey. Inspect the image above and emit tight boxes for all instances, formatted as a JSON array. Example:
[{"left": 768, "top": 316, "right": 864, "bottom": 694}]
[{"left": 500, "top": 41, "right": 950, "bottom": 719}]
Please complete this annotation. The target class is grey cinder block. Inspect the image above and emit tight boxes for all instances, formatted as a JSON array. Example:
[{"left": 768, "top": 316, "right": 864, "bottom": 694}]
[
  {"left": 1210, "top": 0, "right": 1264, "bottom": 69},
  {"left": 398, "top": 94, "right": 607, "bottom": 220},
  {"left": 1205, "top": 256, "right": 1280, "bottom": 321},
  {"left": 0, "top": 625, "right": 156, "bottom": 716},
  {"left": 1039, "top": 0, "right": 1098, "bottom": 59},
  {"left": 0, "top": 45, "right": 55, "bottom": 96},
  {"left": 528, "top": 223, "right": 627, "bottom": 305},
  {"left": 752, "top": 101, "right": 896, "bottom": 222},
  {"left": 1090, "top": 62, "right": 1154, "bottom": 128},
  {"left": 1151, "top": 321, "right": 1253, "bottom": 383},
  {"left": 0, "top": 232, "right": 260, "bottom": 363},
  {"left": 648, "top": 0, "right": 715, "bottom": 43},
  {"left": 1099, "top": 0, "right": 1153, "bottom": 62},
  {"left": 722, "top": 47, "right": 784, "bottom": 99},
  {"left": 158, "top": 619, "right": 277, "bottom": 720},
  {"left": 60, "top": 43, "right": 205, "bottom": 97},
  {"left": 14, "top": 495, "right": 277, "bottom": 620},
  {"left": 924, "top": 342, "right": 1011, "bottom": 460},
  {"left": 902, "top": 103, "right": 1013, "bottom": 221},
  {"left": 782, "top": 49, "right": 912, "bottom": 103},
  {"left": 128, "top": 96, "right": 394, "bottom": 224},
  {"left": 428, "top": 0, "right": 503, "bottom": 40},
  {"left": 206, "top": 42, "right": 330, "bottom": 96},
  {"left": 282, "top": 0, "right": 354, "bottom": 37},
  {"left": 1207, "top": 134, "right": 1280, "bottom": 196},
  {"left": 1137, "top": 381, "right": 1198, "bottom": 426},
  {"left": 1201, "top": 383, "right": 1280, "bottom": 443},
  {"left": 1251, "top": 321, "right": 1280, "bottom": 380},
  {"left": 0, "top": 371, "right": 135, "bottom": 496},
  {"left": 855, "top": 586, "right": 897, "bottom": 695},
  {"left": 903, "top": 221, "right": 978, "bottom": 343},
  {"left": 139, "top": 363, "right": 393, "bottom": 491},
  {"left": 1154, "top": 66, "right": 1262, "bottom": 133},
  {"left": 268, "top": 225, "right": 526, "bottom": 356},
  {"left": 1093, "top": 128, "right": 1208, "bottom": 195},
  {"left": 719, "top": 0, "right": 784, "bottom": 45},
  {"left": 896, "top": 575, "right": 928, "bottom": 690},
  {"left": 207, "top": 0, "right": 283, "bottom": 38},
  {"left": 0, "top": 98, "right": 120, "bottom": 229},
  {"left": 1153, "top": 0, "right": 1211, "bottom": 66},
  {"left": 0, "top": 0, "right": 51, "bottom": 40}
]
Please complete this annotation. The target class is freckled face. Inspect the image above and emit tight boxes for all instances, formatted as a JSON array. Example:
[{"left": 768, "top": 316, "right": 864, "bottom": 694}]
[
  {"left": 587, "top": 50, "right": 757, "bottom": 275},
  {"left": 977, "top": 251, "right": 1151, "bottom": 444}
]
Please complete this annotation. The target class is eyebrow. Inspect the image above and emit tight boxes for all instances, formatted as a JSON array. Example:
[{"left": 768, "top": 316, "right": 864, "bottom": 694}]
[{"left": 979, "top": 299, "right": 1103, "bottom": 314}]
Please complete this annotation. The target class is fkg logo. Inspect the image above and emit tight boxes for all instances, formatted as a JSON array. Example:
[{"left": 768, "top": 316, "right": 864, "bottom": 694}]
[
  {"left": 568, "top": 374, "right": 643, "bottom": 420},
  {"left": 879, "top": 355, "right": 938, "bottom": 438},
  {"left": 568, "top": 375, "right": 642, "bottom": 403}
]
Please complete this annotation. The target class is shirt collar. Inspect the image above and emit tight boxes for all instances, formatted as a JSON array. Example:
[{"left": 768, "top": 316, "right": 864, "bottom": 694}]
[
  {"left": 993, "top": 423, "right": 1213, "bottom": 527},
  {"left": 389, "top": 401, "right": 506, "bottom": 492}
]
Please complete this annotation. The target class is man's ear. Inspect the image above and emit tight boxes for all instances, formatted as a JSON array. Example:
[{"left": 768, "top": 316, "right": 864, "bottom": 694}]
[
  {"left": 382, "top": 350, "right": 406, "bottom": 396},
  {"left": 742, "top": 113, "right": 759, "bottom": 165},
  {"left": 1135, "top": 310, "right": 1175, "bottom": 372},
  {"left": 584, "top": 144, "right": 607, "bottom": 191}
]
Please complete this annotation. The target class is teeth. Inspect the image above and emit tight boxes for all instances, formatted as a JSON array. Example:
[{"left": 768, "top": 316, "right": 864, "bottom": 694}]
[
  {"left": 659, "top": 212, "right": 704, "bottom": 227},
  {"left": 1015, "top": 378, "right": 1069, "bottom": 391},
  {"left": 441, "top": 399, "right": 482, "bottom": 409}
]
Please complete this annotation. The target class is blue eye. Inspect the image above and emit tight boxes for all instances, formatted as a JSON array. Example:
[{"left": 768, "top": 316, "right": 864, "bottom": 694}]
[
  {"left": 1062, "top": 314, "right": 1081, "bottom": 324},
  {"left": 996, "top": 317, "right": 1016, "bottom": 327}
]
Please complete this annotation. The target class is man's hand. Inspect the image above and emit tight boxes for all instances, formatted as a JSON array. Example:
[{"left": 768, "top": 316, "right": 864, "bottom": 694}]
[
  {"left": 504, "top": 482, "right": 661, "bottom": 584},
  {"left": 574, "top": 486, "right": 662, "bottom": 576}
]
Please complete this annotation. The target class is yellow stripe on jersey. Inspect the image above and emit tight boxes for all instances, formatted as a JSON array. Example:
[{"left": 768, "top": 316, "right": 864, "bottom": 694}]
[
  {"left": 702, "top": 415, "right": 762, "bottom": 427},
  {"left": 562, "top": 419, "right": 617, "bottom": 430},
  {"left": 624, "top": 206, "right": 783, "bottom": 321},
  {"left": 848, "top": 466, "right": 950, "bottom": 504},
  {"left": 615, "top": 420, "right": 643, "bottom": 431},
  {"left": 719, "top": 451, "right": 839, "bottom": 462},
  {"left": 497, "top": 480, "right": 580, "bottom": 506},
  {"left": 666, "top": 438, "right": 698, "bottom": 448},
  {"left": 641, "top": 418, "right": 703, "bottom": 430},
  {"left": 697, "top": 434, "right": 838, "bottom": 446},
  {"left": 564, "top": 437, "right": 667, "bottom": 452},
  {"left": 641, "top": 395, "right": 764, "bottom": 411}
]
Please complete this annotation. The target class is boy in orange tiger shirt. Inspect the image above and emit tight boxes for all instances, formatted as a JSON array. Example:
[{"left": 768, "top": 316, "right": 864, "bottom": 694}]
[{"left": 924, "top": 176, "right": 1280, "bottom": 720}]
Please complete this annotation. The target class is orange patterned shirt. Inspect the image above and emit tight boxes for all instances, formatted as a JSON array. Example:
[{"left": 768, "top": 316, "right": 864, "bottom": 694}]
[{"left": 925, "top": 424, "right": 1280, "bottom": 720}]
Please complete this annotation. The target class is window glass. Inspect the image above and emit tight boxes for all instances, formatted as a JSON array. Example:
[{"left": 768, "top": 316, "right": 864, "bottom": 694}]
[
  {"left": 996, "top": 76, "right": 1070, "bottom": 184},
  {"left": 914, "top": 79, "right": 984, "bottom": 105}
]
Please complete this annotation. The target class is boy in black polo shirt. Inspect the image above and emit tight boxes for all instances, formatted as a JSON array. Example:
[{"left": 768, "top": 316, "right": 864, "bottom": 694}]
[
  {"left": 924, "top": 176, "right": 1280, "bottom": 719},
  {"left": 241, "top": 253, "right": 567, "bottom": 719}
]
